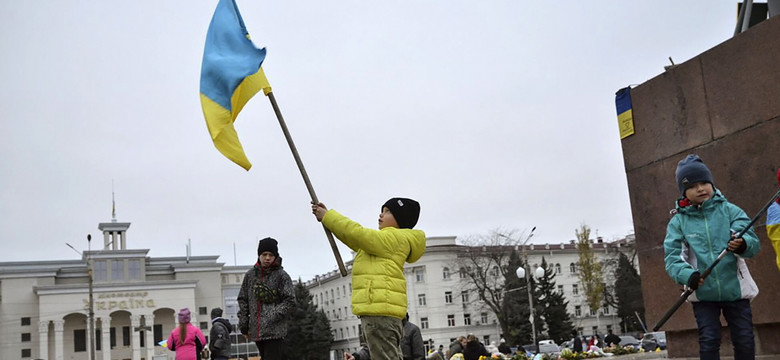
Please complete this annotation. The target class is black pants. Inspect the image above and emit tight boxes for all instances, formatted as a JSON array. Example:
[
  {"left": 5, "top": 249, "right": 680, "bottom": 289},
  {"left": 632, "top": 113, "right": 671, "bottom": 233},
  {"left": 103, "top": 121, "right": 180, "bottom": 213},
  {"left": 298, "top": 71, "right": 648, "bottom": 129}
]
[{"left": 255, "top": 339, "right": 284, "bottom": 360}]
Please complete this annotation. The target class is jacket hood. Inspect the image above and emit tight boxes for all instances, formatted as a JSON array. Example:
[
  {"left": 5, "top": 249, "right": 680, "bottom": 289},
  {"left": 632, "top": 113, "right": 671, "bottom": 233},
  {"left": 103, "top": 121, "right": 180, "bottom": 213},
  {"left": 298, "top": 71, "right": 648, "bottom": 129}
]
[
  {"left": 674, "top": 189, "right": 726, "bottom": 214},
  {"left": 213, "top": 317, "right": 232, "bottom": 329},
  {"left": 255, "top": 256, "right": 284, "bottom": 271},
  {"left": 406, "top": 230, "right": 426, "bottom": 263}
]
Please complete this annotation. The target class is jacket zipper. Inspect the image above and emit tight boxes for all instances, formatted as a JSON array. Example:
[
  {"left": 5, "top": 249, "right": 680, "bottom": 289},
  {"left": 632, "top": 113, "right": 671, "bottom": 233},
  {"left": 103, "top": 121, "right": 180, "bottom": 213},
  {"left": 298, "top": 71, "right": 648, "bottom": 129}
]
[{"left": 256, "top": 267, "right": 264, "bottom": 340}]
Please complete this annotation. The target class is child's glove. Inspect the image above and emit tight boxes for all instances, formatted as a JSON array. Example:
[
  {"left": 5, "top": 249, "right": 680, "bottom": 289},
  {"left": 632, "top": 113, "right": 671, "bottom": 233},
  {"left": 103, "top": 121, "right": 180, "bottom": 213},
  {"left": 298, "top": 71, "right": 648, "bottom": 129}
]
[{"left": 687, "top": 271, "right": 701, "bottom": 290}]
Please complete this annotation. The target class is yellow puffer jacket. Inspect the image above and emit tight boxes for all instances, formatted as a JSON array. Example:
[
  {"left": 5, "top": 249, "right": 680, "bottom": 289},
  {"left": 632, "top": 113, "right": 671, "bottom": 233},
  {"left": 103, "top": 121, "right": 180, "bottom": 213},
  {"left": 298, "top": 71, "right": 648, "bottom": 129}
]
[{"left": 323, "top": 209, "right": 426, "bottom": 319}]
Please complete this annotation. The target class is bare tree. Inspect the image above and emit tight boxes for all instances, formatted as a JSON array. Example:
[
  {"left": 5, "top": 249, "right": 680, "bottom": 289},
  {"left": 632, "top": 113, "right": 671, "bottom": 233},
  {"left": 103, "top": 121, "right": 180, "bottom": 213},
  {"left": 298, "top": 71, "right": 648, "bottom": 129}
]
[{"left": 456, "top": 228, "right": 533, "bottom": 338}]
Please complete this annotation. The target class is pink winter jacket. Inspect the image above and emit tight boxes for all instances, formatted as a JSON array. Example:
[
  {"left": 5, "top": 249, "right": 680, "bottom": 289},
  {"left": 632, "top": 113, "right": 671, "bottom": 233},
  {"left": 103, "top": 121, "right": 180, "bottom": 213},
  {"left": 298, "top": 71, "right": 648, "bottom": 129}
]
[{"left": 167, "top": 323, "right": 206, "bottom": 360}]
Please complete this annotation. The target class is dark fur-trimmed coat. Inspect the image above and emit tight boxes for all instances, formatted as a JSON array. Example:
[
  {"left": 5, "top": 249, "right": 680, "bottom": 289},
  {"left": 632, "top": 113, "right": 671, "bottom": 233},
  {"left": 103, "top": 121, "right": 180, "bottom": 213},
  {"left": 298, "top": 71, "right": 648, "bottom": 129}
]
[{"left": 237, "top": 257, "right": 295, "bottom": 341}]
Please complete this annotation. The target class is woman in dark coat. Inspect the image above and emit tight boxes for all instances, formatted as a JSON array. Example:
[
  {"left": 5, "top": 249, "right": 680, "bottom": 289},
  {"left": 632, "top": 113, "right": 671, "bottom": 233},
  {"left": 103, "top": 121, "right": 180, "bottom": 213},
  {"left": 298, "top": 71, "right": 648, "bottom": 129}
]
[{"left": 462, "top": 335, "right": 490, "bottom": 360}]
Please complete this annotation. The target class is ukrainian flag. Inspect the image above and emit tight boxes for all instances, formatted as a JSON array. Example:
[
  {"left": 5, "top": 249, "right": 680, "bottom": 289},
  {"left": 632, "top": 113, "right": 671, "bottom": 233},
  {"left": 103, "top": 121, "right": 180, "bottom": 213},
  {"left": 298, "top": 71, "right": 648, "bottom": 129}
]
[
  {"left": 768, "top": 172, "right": 780, "bottom": 270},
  {"left": 200, "top": 0, "right": 270, "bottom": 170},
  {"left": 615, "top": 87, "right": 635, "bottom": 139}
]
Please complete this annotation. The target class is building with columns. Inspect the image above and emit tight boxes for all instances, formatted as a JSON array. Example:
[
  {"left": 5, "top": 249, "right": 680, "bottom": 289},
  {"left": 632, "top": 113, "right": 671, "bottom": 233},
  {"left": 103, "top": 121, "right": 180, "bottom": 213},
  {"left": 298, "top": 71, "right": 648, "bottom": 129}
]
[
  {"left": 306, "top": 234, "right": 638, "bottom": 358},
  {"left": 0, "top": 214, "right": 251, "bottom": 360}
]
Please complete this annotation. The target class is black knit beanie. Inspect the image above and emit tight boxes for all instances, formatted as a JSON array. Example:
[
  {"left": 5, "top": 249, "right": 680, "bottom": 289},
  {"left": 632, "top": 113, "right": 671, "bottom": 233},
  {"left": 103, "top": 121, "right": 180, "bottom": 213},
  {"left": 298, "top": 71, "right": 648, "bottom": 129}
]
[
  {"left": 257, "top": 237, "right": 279, "bottom": 257},
  {"left": 675, "top": 154, "right": 714, "bottom": 195},
  {"left": 382, "top": 197, "right": 420, "bottom": 229}
]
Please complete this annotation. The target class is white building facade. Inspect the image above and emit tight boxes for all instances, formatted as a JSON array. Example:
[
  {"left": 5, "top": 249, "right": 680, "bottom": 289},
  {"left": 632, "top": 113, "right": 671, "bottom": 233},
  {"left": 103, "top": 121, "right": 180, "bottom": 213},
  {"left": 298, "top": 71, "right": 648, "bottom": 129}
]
[
  {"left": 306, "top": 234, "right": 638, "bottom": 358},
  {"left": 0, "top": 216, "right": 252, "bottom": 360}
]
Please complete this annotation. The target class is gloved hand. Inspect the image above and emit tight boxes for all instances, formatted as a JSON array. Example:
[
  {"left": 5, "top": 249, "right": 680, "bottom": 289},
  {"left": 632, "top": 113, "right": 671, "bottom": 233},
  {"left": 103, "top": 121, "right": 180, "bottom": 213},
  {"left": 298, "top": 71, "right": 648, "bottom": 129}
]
[{"left": 687, "top": 271, "right": 701, "bottom": 290}]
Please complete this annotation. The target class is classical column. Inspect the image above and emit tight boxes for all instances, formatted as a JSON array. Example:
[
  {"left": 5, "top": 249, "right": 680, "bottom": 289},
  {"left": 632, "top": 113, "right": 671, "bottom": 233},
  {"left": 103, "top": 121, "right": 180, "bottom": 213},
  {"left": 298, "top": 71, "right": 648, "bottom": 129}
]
[
  {"left": 38, "top": 320, "right": 49, "bottom": 360},
  {"left": 53, "top": 320, "right": 64, "bottom": 360},
  {"left": 144, "top": 313, "right": 155, "bottom": 360},
  {"left": 99, "top": 316, "right": 111, "bottom": 360},
  {"left": 130, "top": 314, "right": 142, "bottom": 360}
]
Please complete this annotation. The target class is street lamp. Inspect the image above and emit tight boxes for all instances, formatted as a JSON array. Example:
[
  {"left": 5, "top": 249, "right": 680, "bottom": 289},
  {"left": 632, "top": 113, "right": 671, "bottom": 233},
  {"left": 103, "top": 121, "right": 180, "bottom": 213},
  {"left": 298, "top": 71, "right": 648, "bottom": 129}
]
[
  {"left": 512, "top": 227, "right": 543, "bottom": 355},
  {"left": 66, "top": 234, "right": 95, "bottom": 360}
]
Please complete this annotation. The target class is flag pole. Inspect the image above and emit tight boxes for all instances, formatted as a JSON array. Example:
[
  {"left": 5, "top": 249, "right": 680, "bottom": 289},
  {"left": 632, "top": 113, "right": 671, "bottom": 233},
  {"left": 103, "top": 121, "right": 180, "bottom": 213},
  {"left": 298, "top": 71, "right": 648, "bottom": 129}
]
[{"left": 264, "top": 91, "right": 348, "bottom": 277}]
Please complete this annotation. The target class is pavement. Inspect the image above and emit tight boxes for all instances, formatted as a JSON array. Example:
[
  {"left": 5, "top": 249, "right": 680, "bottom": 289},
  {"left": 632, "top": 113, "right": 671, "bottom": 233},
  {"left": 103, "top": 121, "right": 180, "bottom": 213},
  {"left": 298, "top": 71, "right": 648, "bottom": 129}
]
[
  {"left": 613, "top": 350, "right": 780, "bottom": 360},
  {"left": 612, "top": 350, "right": 667, "bottom": 360}
]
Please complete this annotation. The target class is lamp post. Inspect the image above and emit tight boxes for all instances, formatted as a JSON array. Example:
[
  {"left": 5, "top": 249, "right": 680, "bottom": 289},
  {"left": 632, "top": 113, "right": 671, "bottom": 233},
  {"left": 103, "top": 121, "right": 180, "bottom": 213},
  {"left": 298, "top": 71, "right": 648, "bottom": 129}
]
[
  {"left": 87, "top": 234, "right": 95, "bottom": 360},
  {"left": 66, "top": 235, "right": 95, "bottom": 360},
  {"left": 512, "top": 226, "right": 543, "bottom": 355}
]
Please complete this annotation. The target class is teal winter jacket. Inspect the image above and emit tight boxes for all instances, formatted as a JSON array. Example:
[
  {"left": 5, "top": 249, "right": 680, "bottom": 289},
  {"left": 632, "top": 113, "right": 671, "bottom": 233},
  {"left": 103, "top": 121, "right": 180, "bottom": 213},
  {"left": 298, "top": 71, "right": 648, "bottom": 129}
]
[{"left": 663, "top": 190, "right": 760, "bottom": 302}]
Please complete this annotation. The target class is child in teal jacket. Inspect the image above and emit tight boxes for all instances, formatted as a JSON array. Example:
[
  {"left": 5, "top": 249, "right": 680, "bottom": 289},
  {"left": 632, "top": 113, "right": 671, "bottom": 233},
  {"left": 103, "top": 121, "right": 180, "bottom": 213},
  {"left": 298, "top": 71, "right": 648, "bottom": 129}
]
[{"left": 664, "top": 154, "right": 759, "bottom": 359}]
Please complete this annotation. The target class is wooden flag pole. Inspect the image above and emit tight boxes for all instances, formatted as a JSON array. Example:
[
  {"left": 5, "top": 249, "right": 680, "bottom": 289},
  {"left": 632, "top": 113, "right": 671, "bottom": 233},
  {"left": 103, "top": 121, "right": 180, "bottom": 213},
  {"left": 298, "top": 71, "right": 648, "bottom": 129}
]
[{"left": 265, "top": 91, "right": 348, "bottom": 277}]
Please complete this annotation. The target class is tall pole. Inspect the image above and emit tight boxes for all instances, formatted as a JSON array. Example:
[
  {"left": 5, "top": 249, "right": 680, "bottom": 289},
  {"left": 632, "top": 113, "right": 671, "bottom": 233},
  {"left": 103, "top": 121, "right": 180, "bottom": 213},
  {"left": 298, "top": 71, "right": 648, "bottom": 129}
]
[
  {"left": 87, "top": 234, "right": 95, "bottom": 360},
  {"left": 265, "top": 92, "right": 347, "bottom": 276},
  {"left": 520, "top": 227, "right": 537, "bottom": 353},
  {"left": 524, "top": 251, "right": 537, "bottom": 353}
]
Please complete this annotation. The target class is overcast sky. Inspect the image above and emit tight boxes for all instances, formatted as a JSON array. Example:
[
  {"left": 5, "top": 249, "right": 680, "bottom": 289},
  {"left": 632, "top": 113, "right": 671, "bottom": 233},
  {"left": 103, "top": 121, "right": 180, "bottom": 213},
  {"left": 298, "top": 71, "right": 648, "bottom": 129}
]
[{"left": 0, "top": 1, "right": 739, "bottom": 281}]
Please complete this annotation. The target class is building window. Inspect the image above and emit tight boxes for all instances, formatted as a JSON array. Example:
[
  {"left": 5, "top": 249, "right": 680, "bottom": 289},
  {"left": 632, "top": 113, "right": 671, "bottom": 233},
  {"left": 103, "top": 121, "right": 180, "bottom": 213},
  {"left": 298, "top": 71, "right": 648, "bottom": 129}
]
[
  {"left": 111, "top": 260, "right": 124, "bottom": 281},
  {"left": 569, "top": 263, "right": 577, "bottom": 274},
  {"left": 21, "top": 349, "right": 31, "bottom": 358},
  {"left": 480, "top": 313, "right": 488, "bottom": 324},
  {"left": 129, "top": 260, "right": 142, "bottom": 280},
  {"left": 447, "top": 315, "right": 455, "bottom": 327},
  {"left": 200, "top": 322, "right": 208, "bottom": 330},
  {"left": 340, "top": 329, "right": 344, "bottom": 339},
  {"left": 483, "top": 335, "right": 490, "bottom": 345},
  {"left": 74, "top": 329, "right": 87, "bottom": 352},
  {"left": 93, "top": 261, "right": 107, "bottom": 281},
  {"left": 442, "top": 267, "right": 450, "bottom": 280},
  {"left": 461, "top": 291, "right": 469, "bottom": 303},
  {"left": 21, "top": 317, "right": 31, "bottom": 326},
  {"left": 420, "top": 317, "right": 428, "bottom": 329},
  {"left": 444, "top": 291, "right": 453, "bottom": 304},
  {"left": 557, "top": 285, "right": 564, "bottom": 294},
  {"left": 603, "top": 306, "right": 610, "bottom": 315},
  {"left": 463, "top": 313, "right": 471, "bottom": 326},
  {"left": 490, "top": 266, "right": 499, "bottom": 277},
  {"left": 418, "top": 294, "right": 426, "bottom": 306},
  {"left": 21, "top": 333, "right": 31, "bottom": 342},
  {"left": 575, "top": 306, "right": 581, "bottom": 317},
  {"left": 110, "top": 328, "right": 116, "bottom": 348},
  {"left": 123, "top": 326, "right": 131, "bottom": 346},
  {"left": 343, "top": 285, "right": 347, "bottom": 297},
  {"left": 154, "top": 324, "right": 163, "bottom": 345},
  {"left": 459, "top": 268, "right": 467, "bottom": 279},
  {"left": 337, "top": 287, "right": 341, "bottom": 298},
  {"left": 590, "top": 308, "right": 597, "bottom": 316},
  {"left": 572, "top": 284, "right": 579, "bottom": 295},
  {"left": 415, "top": 269, "right": 425, "bottom": 282},
  {"left": 592, "top": 326, "right": 598, "bottom": 333},
  {"left": 199, "top": 307, "right": 208, "bottom": 315},
  {"left": 555, "top": 264, "right": 562, "bottom": 274}
]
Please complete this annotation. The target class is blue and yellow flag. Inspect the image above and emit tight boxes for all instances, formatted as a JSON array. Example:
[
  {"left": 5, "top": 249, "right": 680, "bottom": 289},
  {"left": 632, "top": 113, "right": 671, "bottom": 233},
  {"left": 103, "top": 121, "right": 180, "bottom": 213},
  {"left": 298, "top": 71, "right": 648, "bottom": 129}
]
[
  {"left": 768, "top": 170, "right": 780, "bottom": 270},
  {"left": 615, "top": 87, "right": 635, "bottom": 139},
  {"left": 200, "top": 0, "right": 271, "bottom": 170}
]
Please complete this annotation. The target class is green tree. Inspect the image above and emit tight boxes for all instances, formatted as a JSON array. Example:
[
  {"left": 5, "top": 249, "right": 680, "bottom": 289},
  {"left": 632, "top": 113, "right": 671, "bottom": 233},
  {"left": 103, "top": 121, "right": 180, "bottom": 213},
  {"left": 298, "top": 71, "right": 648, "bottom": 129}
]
[
  {"left": 501, "top": 251, "right": 532, "bottom": 345},
  {"left": 575, "top": 225, "right": 604, "bottom": 325},
  {"left": 535, "top": 257, "right": 575, "bottom": 344},
  {"left": 612, "top": 252, "right": 646, "bottom": 333},
  {"left": 284, "top": 280, "right": 334, "bottom": 360}
]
